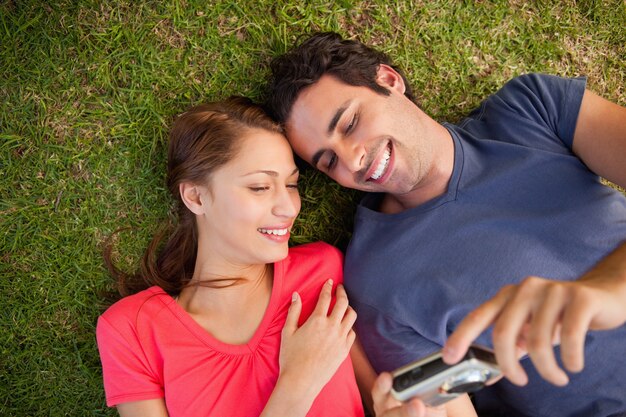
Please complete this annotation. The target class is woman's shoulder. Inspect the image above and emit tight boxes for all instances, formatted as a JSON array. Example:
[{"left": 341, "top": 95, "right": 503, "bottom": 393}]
[
  {"left": 281, "top": 242, "right": 344, "bottom": 284},
  {"left": 288, "top": 241, "right": 343, "bottom": 261},
  {"left": 99, "top": 286, "right": 170, "bottom": 324}
]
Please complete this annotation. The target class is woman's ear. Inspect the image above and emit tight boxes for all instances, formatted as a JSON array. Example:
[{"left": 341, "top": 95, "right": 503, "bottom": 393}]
[
  {"left": 179, "top": 182, "right": 207, "bottom": 215},
  {"left": 376, "top": 64, "right": 406, "bottom": 95}
]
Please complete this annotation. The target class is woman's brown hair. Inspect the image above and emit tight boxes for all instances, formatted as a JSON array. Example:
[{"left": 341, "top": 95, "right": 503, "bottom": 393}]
[{"left": 104, "top": 96, "right": 283, "bottom": 297}]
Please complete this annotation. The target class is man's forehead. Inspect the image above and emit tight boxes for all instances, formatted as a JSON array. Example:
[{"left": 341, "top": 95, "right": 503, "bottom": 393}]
[
  {"left": 285, "top": 96, "right": 327, "bottom": 163},
  {"left": 290, "top": 76, "right": 351, "bottom": 126}
]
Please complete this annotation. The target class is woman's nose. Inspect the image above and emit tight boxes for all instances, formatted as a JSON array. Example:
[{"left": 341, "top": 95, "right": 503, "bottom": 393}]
[{"left": 272, "top": 188, "right": 300, "bottom": 218}]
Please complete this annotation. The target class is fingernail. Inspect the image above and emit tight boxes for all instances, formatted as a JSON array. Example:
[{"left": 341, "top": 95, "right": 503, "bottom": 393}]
[
  {"left": 291, "top": 292, "right": 298, "bottom": 303},
  {"left": 327, "top": 279, "right": 333, "bottom": 286}
]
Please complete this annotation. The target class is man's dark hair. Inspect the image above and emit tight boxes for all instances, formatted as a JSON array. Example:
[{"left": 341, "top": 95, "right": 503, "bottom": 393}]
[{"left": 265, "top": 32, "right": 416, "bottom": 124}]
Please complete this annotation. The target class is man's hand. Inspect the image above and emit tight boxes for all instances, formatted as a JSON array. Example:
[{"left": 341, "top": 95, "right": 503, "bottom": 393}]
[
  {"left": 372, "top": 372, "right": 447, "bottom": 417},
  {"left": 443, "top": 242, "right": 626, "bottom": 387}
]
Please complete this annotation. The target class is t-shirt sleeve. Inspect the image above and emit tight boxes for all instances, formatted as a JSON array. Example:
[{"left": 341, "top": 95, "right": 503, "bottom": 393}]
[
  {"left": 463, "top": 73, "right": 587, "bottom": 151},
  {"left": 490, "top": 73, "right": 587, "bottom": 149},
  {"left": 96, "top": 314, "right": 164, "bottom": 406}
]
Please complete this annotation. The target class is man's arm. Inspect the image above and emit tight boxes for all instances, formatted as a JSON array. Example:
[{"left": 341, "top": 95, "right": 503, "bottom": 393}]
[
  {"left": 572, "top": 89, "right": 626, "bottom": 188},
  {"left": 442, "top": 88, "right": 626, "bottom": 386},
  {"left": 443, "top": 241, "right": 626, "bottom": 386},
  {"left": 350, "top": 338, "right": 377, "bottom": 415}
]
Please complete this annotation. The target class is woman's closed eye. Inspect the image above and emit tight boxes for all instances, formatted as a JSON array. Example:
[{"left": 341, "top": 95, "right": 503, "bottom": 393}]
[{"left": 249, "top": 186, "right": 270, "bottom": 193}]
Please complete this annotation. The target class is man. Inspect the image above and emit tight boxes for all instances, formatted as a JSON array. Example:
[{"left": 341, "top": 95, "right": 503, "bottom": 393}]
[{"left": 265, "top": 32, "right": 626, "bottom": 416}]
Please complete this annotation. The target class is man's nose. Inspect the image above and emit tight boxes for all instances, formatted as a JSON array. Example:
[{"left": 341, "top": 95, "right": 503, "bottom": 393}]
[{"left": 337, "top": 141, "right": 365, "bottom": 173}]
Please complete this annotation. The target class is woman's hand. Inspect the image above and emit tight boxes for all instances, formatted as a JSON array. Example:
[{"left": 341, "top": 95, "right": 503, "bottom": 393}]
[
  {"left": 261, "top": 280, "right": 356, "bottom": 417},
  {"left": 279, "top": 279, "right": 357, "bottom": 394}
]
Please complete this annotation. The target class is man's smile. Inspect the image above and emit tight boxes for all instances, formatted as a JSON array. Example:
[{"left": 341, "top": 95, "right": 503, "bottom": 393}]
[{"left": 365, "top": 142, "right": 393, "bottom": 183}]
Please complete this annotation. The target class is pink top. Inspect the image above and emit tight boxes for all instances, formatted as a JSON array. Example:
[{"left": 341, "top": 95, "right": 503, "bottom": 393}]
[{"left": 96, "top": 242, "right": 364, "bottom": 417}]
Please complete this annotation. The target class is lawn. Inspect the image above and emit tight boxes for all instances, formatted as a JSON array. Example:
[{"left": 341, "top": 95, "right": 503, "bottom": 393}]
[{"left": 1, "top": 0, "right": 624, "bottom": 415}]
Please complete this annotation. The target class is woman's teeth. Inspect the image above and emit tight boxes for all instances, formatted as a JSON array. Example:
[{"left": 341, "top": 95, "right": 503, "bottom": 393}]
[
  {"left": 370, "top": 146, "right": 391, "bottom": 180},
  {"left": 258, "top": 228, "right": 288, "bottom": 236}
]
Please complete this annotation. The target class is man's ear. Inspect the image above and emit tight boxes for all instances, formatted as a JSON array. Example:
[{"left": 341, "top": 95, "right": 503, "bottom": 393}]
[
  {"left": 179, "top": 182, "right": 207, "bottom": 215},
  {"left": 376, "top": 64, "right": 406, "bottom": 95}
]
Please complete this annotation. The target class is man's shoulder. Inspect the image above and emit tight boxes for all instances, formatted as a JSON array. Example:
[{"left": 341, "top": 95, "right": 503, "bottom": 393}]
[
  {"left": 488, "top": 72, "right": 585, "bottom": 109},
  {"left": 498, "top": 72, "right": 580, "bottom": 93}
]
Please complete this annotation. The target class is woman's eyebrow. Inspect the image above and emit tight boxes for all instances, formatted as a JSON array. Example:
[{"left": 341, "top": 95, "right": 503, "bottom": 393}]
[{"left": 242, "top": 168, "right": 299, "bottom": 177}]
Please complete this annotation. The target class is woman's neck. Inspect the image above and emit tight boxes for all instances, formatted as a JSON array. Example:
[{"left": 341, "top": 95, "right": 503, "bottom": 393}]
[
  {"left": 182, "top": 261, "right": 272, "bottom": 307},
  {"left": 176, "top": 262, "right": 274, "bottom": 345}
]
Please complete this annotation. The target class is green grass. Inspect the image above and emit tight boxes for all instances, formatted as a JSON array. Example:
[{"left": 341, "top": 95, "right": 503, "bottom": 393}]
[{"left": 1, "top": 0, "right": 624, "bottom": 415}]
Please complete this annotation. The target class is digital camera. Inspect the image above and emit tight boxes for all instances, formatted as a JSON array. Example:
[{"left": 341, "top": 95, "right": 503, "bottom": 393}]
[{"left": 391, "top": 345, "right": 501, "bottom": 407}]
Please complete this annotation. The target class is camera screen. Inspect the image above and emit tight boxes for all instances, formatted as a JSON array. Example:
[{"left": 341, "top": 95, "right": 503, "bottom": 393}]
[
  {"left": 467, "top": 347, "right": 496, "bottom": 363},
  {"left": 392, "top": 358, "right": 450, "bottom": 392}
]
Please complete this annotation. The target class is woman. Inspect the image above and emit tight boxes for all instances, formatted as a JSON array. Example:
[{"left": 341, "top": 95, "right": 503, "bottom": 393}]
[{"left": 97, "top": 97, "right": 363, "bottom": 416}]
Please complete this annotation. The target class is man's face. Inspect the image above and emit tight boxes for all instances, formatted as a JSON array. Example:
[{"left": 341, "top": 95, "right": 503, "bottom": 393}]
[{"left": 285, "top": 65, "right": 431, "bottom": 196}]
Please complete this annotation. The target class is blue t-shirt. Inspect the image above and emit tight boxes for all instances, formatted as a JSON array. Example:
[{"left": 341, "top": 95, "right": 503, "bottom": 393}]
[{"left": 344, "top": 74, "right": 626, "bottom": 417}]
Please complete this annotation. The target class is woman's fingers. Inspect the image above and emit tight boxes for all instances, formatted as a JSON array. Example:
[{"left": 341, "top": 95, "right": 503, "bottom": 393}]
[
  {"left": 342, "top": 306, "right": 358, "bottom": 333},
  {"left": 282, "top": 292, "right": 302, "bottom": 336},
  {"left": 329, "top": 284, "right": 350, "bottom": 321},
  {"left": 312, "top": 279, "right": 334, "bottom": 317}
]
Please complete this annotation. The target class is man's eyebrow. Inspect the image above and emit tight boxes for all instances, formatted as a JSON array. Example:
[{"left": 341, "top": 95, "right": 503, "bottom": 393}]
[
  {"left": 311, "top": 100, "right": 352, "bottom": 168},
  {"left": 327, "top": 101, "right": 351, "bottom": 135}
]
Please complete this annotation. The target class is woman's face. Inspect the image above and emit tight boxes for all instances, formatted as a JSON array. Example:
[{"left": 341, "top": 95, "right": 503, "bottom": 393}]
[{"left": 197, "top": 128, "right": 301, "bottom": 267}]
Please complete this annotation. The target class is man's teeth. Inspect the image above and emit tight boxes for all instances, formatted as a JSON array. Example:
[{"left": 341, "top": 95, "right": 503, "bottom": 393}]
[
  {"left": 258, "top": 228, "right": 289, "bottom": 236},
  {"left": 370, "top": 147, "right": 391, "bottom": 180}
]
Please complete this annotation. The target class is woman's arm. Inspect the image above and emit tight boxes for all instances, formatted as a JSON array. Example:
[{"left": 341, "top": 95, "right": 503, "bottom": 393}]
[{"left": 116, "top": 398, "right": 169, "bottom": 417}]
